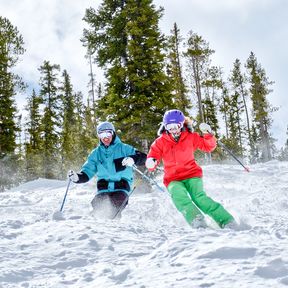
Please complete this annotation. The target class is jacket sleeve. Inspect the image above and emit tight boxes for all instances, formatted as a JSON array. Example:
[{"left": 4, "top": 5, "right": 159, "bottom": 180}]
[
  {"left": 80, "top": 149, "right": 98, "bottom": 180},
  {"left": 192, "top": 132, "right": 217, "bottom": 153},
  {"left": 113, "top": 148, "right": 147, "bottom": 171},
  {"left": 147, "top": 138, "right": 163, "bottom": 162},
  {"left": 130, "top": 150, "right": 147, "bottom": 166},
  {"left": 76, "top": 171, "right": 89, "bottom": 183}
]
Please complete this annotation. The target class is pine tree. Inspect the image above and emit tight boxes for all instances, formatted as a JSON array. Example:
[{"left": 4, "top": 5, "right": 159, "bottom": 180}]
[
  {"left": 202, "top": 98, "right": 218, "bottom": 134},
  {"left": 202, "top": 66, "right": 222, "bottom": 135},
  {"left": 166, "top": 23, "right": 190, "bottom": 113},
  {"left": 219, "top": 85, "right": 230, "bottom": 139},
  {"left": 184, "top": 31, "right": 214, "bottom": 123},
  {"left": 24, "top": 89, "right": 43, "bottom": 181},
  {"left": 82, "top": 0, "right": 174, "bottom": 149},
  {"left": 0, "top": 17, "right": 25, "bottom": 190},
  {"left": 218, "top": 87, "right": 251, "bottom": 160},
  {"left": 74, "top": 92, "right": 97, "bottom": 167},
  {"left": 38, "top": 61, "right": 61, "bottom": 178},
  {"left": 279, "top": 126, "right": 288, "bottom": 161},
  {"left": 59, "top": 70, "right": 80, "bottom": 177},
  {"left": 220, "top": 84, "right": 245, "bottom": 158},
  {"left": 250, "top": 124, "right": 260, "bottom": 162},
  {"left": 225, "top": 91, "right": 244, "bottom": 156},
  {"left": 229, "top": 59, "right": 250, "bottom": 156},
  {"left": 246, "top": 52, "right": 274, "bottom": 162},
  {"left": 83, "top": 101, "right": 98, "bottom": 150},
  {"left": 87, "top": 52, "right": 97, "bottom": 104}
]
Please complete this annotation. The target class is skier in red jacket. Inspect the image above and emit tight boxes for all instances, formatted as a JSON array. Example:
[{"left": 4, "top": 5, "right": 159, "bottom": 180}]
[{"left": 145, "top": 109, "right": 235, "bottom": 228}]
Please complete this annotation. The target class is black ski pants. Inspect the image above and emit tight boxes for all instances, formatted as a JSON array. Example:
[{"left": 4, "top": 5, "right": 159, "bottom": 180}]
[{"left": 91, "top": 191, "right": 129, "bottom": 217}]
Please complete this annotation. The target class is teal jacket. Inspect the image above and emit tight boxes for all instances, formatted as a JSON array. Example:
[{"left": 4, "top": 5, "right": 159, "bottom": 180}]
[{"left": 80, "top": 136, "right": 146, "bottom": 195}]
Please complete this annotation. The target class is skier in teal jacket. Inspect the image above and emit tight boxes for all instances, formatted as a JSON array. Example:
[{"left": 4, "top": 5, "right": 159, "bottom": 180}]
[{"left": 68, "top": 121, "right": 146, "bottom": 218}]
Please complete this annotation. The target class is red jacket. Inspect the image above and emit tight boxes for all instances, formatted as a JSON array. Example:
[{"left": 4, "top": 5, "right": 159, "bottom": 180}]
[{"left": 147, "top": 130, "right": 217, "bottom": 187}]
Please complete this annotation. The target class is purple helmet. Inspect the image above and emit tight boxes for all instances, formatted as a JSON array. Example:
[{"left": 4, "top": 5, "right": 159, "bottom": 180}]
[{"left": 163, "top": 109, "right": 185, "bottom": 125}]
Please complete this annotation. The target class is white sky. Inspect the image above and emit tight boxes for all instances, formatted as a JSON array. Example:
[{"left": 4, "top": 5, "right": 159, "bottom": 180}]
[{"left": 1, "top": 0, "right": 287, "bottom": 148}]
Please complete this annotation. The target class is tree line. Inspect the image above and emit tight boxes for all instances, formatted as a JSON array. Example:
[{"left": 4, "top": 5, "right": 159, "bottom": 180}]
[{"left": 1, "top": 0, "right": 287, "bottom": 191}]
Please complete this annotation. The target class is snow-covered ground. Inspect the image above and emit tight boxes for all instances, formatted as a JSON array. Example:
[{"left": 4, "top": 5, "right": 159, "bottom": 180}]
[{"left": 1, "top": 160, "right": 288, "bottom": 288}]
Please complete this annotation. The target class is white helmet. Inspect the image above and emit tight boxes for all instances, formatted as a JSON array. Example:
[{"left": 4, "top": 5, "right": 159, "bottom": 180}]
[{"left": 96, "top": 121, "right": 115, "bottom": 134}]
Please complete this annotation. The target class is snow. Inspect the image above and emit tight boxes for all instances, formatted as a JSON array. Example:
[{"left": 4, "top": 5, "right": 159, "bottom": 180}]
[{"left": 1, "top": 160, "right": 288, "bottom": 287}]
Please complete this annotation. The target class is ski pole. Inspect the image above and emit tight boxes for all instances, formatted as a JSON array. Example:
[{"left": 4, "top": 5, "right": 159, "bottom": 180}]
[
  {"left": 60, "top": 179, "right": 72, "bottom": 212},
  {"left": 112, "top": 196, "right": 129, "bottom": 220},
  {"left": 132, "top": 165, "right": 165, "bottom": 192},
  {"left": 217, "top": 139, "right": 250, "bottom": 172}
]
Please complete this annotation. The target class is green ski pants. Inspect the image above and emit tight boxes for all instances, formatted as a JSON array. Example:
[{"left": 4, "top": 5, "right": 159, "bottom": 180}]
[{"left": 167, "top": 177, "right": 234, "bottom": 228}]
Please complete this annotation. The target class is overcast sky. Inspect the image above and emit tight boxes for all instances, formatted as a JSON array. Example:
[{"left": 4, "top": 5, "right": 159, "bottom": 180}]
[{"left": 1, "top": 0, "right": 287, "bottom": 148}]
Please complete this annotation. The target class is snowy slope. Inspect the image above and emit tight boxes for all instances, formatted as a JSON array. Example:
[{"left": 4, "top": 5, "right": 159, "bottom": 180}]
[{"left": 1, "top": 160, "right": 288, "bottom": 288}]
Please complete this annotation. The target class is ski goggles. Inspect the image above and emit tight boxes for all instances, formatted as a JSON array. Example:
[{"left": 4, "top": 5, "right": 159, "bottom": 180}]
[
  {"left": 97, "top": 130, "right": 114, "bottom": 139},
  {"left": 164, "top": 122, "right": 183, "bottom": 132}
]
